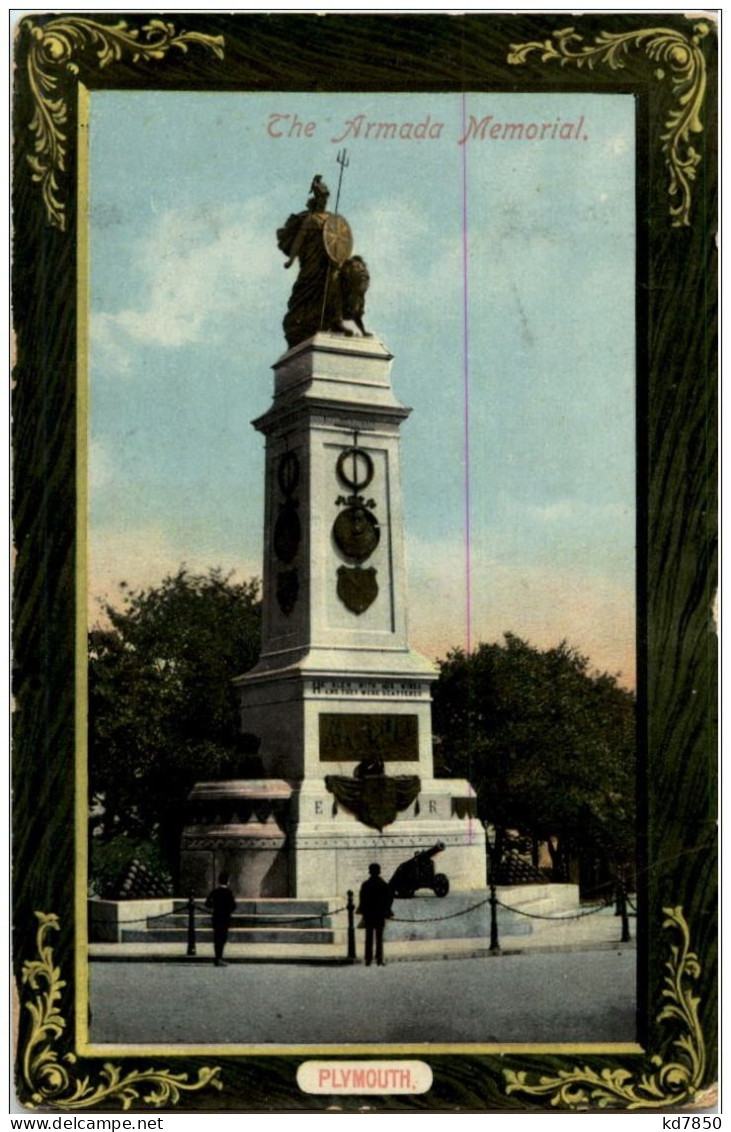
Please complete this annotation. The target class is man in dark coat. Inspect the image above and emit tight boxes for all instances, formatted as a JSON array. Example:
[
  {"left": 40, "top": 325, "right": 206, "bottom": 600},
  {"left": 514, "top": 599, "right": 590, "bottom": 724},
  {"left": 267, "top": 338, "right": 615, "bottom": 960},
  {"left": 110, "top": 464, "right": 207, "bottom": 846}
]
[
  {"left": 357, "top": 862, "right": 393, "bottom": 967},
  {"left": 205, "top": 872, "right": 236, "bottom": 967}
]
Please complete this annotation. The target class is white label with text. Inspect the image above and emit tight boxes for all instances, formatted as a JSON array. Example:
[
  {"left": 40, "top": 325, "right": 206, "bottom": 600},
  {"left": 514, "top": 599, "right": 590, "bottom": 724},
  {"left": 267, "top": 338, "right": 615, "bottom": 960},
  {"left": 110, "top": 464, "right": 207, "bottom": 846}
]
[{"left": 296, "top": 1060, "right": 433, "bottom": 1095}]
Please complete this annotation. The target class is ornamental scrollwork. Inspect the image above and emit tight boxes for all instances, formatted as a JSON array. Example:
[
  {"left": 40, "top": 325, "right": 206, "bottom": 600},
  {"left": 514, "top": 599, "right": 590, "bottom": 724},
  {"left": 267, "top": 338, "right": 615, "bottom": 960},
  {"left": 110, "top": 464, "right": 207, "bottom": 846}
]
[
  {"left": 508, "top": 23, "right": 711, "bottom": 227},
  {"left": 20, "top": 912, "right": 223, "bottom": 1110},
  {"left": 504, "top": 906, "right": 706, "bottom": 1110},
  {"left": 23, "top": 16, "right": 225, "bottom": 230}
]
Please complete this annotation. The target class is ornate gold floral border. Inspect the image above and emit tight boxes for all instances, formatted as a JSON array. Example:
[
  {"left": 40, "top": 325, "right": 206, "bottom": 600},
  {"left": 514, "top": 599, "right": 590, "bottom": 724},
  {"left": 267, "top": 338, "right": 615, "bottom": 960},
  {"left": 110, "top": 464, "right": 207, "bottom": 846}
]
[
  {"left": 17, "top": 908, "right": 705, "bottom": 1110},
  {"left": 508, "top": 22, "right": 711, "bottom": 227},
  {"left": 23, "top": 15, "right": 225, "bottom": 230},
  {"left": 19, "top": 913, "right": 222, "bottom": 1109},
  {"left": 14, "top": 11, "right": 713, "bottom": 1113},
  {"left": 504, "top": 907, "right": 706, "bottom": 1110},
  {"left": 21, "top": 16, "right": 711, "bottom": 230}
]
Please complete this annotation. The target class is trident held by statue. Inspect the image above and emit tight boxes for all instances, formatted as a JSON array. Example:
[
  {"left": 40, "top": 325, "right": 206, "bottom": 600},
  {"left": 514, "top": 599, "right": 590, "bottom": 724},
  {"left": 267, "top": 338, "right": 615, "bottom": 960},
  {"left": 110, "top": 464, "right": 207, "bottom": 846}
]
[
  {"left": 334, "top": 148, "right": 349, "bottom": 214},
  {"left": 319, "top": 150, "right": 353, "bottom": 332}
]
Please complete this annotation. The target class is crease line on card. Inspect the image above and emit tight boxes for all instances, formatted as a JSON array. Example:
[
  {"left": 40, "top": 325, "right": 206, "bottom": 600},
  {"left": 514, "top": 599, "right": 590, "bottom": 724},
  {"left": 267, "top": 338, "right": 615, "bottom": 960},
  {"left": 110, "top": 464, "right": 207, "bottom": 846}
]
[{"left": 461, "top": 92, "right": 476, "bottom": 846}]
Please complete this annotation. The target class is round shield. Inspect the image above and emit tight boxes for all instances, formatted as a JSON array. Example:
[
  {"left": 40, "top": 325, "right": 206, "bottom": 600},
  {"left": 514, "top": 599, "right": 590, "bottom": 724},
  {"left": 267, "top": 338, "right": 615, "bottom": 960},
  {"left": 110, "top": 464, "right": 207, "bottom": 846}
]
[{"left": 323, "top": 214, "right": 353, "bottom": 266}]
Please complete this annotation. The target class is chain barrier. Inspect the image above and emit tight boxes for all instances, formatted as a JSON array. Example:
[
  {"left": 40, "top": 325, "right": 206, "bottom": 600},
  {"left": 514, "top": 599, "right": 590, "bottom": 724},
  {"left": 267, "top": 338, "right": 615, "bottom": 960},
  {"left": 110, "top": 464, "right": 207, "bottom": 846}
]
[
  {"left": 89, "top": 904, "right": 185, "bottom": 927},
  {"left": 496, "top": 896, "right": 613, "bottom": 921},
  {"left": 225, "top": 906, "right": 349, "bottom": 923},
  {"left": 91, "top": 898, "right": 613, "bottom": 928},
  {"left": 390, "top": 894, "right": 492, "bottom": 923},
  {"left": 90, "top": 902, "right": 348, "bottom": 927},
  {"left": 390, "top": 895, "right": 613, "bottom": 925}
]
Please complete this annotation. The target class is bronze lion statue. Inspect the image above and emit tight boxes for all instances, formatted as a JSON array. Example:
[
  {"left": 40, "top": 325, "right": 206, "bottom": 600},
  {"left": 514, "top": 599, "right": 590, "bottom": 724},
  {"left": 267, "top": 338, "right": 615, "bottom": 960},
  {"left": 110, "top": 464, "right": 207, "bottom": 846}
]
[{"left": 339, "top": 256, "right": 371, "bottom": 337}]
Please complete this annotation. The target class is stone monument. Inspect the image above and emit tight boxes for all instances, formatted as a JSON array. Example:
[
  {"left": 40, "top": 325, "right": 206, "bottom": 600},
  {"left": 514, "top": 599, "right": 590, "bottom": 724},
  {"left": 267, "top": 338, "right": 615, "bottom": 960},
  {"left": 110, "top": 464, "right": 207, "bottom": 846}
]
[{"left": 180, "top": 167, "right": 486, "bottom": 900}]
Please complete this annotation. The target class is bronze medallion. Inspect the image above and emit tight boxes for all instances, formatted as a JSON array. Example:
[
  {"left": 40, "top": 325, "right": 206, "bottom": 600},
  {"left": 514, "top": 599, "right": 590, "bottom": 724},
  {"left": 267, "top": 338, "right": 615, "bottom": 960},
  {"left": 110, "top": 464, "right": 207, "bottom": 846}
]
[
  {"left": 336, "top": 565, "right": 378, "bottom": 614},
  {"left": 332, "top": 505, "right": 379, "bottom": 562}
]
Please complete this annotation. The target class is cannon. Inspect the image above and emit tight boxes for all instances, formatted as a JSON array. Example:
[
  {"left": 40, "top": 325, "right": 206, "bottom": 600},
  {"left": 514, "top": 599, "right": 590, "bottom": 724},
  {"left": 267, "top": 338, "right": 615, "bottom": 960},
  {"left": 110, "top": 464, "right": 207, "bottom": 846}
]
[{"left": 388, "top": 842, "right": 450, "bottom": 898}]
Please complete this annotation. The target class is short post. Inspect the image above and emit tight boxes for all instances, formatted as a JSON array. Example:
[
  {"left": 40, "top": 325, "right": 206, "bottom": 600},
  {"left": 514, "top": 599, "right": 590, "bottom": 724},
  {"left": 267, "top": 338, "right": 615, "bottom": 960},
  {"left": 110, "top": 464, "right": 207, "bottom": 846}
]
[
  {"left": 484, "top": 824, "right": 501, "bottom": 954},
  {"left": 186, "top": 892, "right": 197, "bottom": 957},
  {"left": 489, "top": 873, "right": 501, "bottom": 954},
  {"left": 346, "top": 889, "right": 356, "bottom": 961},
  {"left": 616, "top": 875, "right": 630, "bottom": 943}
]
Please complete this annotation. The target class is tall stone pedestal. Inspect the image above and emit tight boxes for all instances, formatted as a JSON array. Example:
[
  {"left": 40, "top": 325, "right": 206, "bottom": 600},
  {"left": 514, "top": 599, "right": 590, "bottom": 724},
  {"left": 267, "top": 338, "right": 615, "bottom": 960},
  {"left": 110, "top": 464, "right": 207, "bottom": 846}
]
[{"left": 181, "top": 333, "right": 485, "bottom": 898}]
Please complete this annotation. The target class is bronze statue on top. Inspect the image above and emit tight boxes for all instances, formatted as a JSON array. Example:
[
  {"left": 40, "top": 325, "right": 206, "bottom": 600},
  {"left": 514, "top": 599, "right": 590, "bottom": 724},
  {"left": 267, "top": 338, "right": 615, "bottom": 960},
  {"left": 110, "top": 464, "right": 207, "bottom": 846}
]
[{"left": 277, "top": 172, "right": 371, "bottom": 348}]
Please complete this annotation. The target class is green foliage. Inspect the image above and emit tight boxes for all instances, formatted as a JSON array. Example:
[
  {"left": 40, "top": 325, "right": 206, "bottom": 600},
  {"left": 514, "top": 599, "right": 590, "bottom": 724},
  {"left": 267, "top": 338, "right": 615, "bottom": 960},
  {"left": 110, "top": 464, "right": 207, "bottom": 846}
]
[
  {"left": 432, "top": 633, "right": 636, "bottom": 875},
  {"left": 88, "top": 567, "right": 261, "bottom": 882}
]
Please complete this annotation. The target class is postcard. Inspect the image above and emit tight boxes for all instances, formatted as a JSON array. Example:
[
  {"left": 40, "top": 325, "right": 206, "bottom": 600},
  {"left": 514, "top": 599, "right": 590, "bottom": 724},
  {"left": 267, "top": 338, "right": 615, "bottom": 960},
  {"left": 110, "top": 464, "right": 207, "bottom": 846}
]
[{"left": 11, "top": 10, "right": 717, "bottom": 1115}]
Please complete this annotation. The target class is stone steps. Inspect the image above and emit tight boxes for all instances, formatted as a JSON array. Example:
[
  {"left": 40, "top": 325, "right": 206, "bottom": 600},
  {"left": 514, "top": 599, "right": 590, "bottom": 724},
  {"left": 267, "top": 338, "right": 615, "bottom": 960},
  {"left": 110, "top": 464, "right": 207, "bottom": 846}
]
[
  {"left": 121, "top": 926, "right": 335, "bottom": 945},
  {"left": 172, "top": 899, "right": 334, "bottom": 916},
  {"left": 122, "top": 897, "right": 338, "bottom": 946},
  {"left": 148, "top": 913, "right": 333, "bottom": 930}
]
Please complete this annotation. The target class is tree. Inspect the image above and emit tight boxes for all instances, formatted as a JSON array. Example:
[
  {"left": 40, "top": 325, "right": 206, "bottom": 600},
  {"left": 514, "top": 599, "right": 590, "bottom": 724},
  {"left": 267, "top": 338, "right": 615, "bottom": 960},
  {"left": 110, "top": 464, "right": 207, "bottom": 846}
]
[
  {"left": 432, "top": 634, "right": 636, "bottom": 882},
  {"left": 88, "top": 567, "right": 261, "bottom": 890}
]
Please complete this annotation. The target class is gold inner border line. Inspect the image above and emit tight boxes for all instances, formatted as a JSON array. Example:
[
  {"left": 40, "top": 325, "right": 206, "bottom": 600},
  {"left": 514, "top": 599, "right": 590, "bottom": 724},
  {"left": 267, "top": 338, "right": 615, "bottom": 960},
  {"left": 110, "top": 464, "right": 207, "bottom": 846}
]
[
  {"left": 76, "top": 79, "right": 91, "bottom": 1053},
  {"left": 75, "top": 85, "right": 642, "bottom": 1060},
  {"left": 80, "top": 1043, "right": 645, "bottom": 1058}
]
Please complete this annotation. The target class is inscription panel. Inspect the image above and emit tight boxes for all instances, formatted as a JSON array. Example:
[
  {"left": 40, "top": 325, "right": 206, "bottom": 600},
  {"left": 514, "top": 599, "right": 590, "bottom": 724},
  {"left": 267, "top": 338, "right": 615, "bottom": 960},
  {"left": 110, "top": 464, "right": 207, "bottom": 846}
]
[
  {"left": 311, "top": 678, "right": 425, "bottom": 698},
  {"left": 319, "top": 713, "right": 419, "bottom": 762}
]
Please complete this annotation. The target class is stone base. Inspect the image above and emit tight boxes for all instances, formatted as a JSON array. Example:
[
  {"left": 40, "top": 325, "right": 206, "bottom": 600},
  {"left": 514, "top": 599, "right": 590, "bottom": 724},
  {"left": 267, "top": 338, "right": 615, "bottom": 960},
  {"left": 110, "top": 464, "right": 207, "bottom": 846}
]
[
  {"left": 290, "top": 775, "right": 485, "bottom": 898},
  {"left": 89, "top": 898, "right": 175, "bottom": 943},
  {"left": 180, "top": 824, "right": 289, "bottom": 899},
  {"left": 179, "top": 776, "right": 487, "bottom": 901},
  {"left": 387, "top": 893, "right": 531, "bottom": 941},
  {"left": 179, "top": 779, "right": 292, "bottom": 898},
  {"left": 291, "top": 820, "right": 486, "bottom": 900}
]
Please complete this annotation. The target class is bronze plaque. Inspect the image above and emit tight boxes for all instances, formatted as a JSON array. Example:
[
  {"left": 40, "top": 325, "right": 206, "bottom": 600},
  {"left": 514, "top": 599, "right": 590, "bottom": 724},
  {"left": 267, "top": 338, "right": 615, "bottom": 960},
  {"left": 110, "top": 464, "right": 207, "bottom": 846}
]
[{"left": 319, "top": 713, "right": 419, "bottom": 762}]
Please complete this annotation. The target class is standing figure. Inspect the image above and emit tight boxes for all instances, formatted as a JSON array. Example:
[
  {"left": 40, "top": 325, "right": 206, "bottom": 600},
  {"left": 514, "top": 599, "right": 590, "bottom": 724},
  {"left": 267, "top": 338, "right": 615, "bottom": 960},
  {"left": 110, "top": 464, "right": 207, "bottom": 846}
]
[
  {"left": 205, "top": 871, "right": 236, "bottom": 967},
  {"left": 277, "top": 175, "right": 349, "bottom": 347},
  {"left": 357, "top": 862, "right": 393, "bottom": 967}
]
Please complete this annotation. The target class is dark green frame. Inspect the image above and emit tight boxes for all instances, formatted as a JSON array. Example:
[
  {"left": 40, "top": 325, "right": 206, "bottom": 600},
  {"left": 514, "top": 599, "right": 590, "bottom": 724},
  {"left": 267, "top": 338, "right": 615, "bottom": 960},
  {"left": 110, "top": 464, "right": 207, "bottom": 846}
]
[{"left": 12, "top": 12, "right": 717, "bottom": 1113}]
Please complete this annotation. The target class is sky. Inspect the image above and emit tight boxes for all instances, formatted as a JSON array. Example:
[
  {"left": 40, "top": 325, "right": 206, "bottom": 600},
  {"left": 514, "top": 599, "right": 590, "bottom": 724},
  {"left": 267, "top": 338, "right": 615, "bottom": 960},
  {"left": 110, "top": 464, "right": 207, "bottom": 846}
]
[{"left": 87, "top": 91, "right": 636, "bottom": 686}]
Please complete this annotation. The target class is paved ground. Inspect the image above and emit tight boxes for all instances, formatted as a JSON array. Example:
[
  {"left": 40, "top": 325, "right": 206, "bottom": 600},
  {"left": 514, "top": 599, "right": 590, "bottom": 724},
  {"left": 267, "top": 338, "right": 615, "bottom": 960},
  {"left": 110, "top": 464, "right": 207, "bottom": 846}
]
[{"left": 89, "top": 948, "right": 636, "bottom": 1046}]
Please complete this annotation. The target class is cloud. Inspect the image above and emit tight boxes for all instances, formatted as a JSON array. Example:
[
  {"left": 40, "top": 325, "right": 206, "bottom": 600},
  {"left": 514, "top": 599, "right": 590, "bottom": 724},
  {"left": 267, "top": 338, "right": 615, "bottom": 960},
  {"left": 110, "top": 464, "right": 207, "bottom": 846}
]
[
  {"left": 357, "top": 199, "right": 430, "bottom": 262},
  {"left": 88, "top": 437, "right": 114, "bottom": 490},
  {"left": 88, "top": 522, "right": 260, "bottom": 626},
  {"left": 522, "top": 499, "right": 632, "bottom": 526},
  {"left": 357, "top": 198, "right": 463, "bottom": 319},
  {"left": 404, "top": 531, "right": 636, "bottom": 687},
  {"left": 90, "top": 192, "right": 465, "bottom": 377},
  {"left": 90, "top": 196, "right": 281, "bottom": 367},
  {"left": 88, "top": 521, "right": 636, "bottom": 686},
  {"left": 89, "top": 313, "right": 136, "bottom": 376},
  {"left": 604, "top": 131, "right": 632, "bottom": 158}
]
